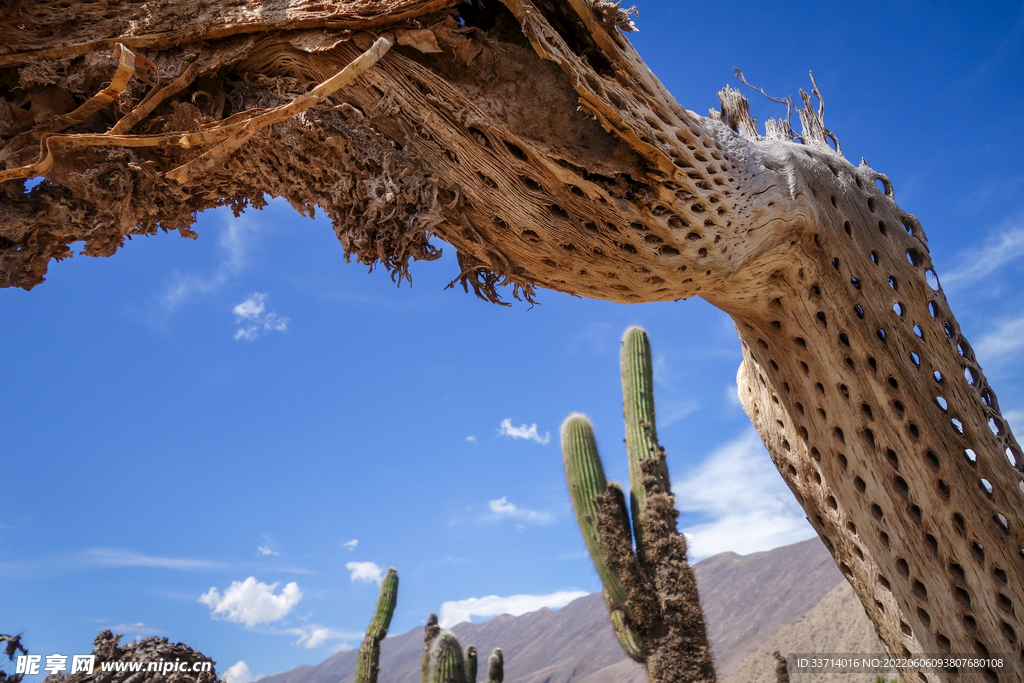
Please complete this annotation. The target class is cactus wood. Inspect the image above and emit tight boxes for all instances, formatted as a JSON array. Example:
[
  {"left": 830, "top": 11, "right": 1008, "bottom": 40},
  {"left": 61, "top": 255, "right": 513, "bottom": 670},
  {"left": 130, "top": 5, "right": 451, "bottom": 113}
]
[
  {"left": 561, "top": 326, "right": 715, "bottom": 683},
  {"left": 354, "top": 567, "right": 398, "bottom": 683}
]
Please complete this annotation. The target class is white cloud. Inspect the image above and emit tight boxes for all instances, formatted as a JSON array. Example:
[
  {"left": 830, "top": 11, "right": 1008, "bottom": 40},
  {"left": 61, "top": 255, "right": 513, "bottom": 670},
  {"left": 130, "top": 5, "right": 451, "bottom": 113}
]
[
  {"left": 974, "top": 314, "right": 1024, "bottom": 362},
  {"left": 257, "top": 546, "right": 279, "bottom": 557},
  {"left": 498, "top": 419, "right": 550, "bottom": 444},
  {"left": 285, "top": 626, "right": 358, "bottom": 650},
  {"left": 672, "top": 430, "right": 815, "bottom": 560},
  {"left": 234, "top": 296, "right": 265, "bottom": 320},
  {"left": 224, "top": 662, "right": 261, "bottom": 683},
  {"left": 465, "top": 435, "right": 477, "bottom": 443},
  {"left": 199, "top": 577, "right": 302, "bottom": 627},
  {"left": 439, "top": 590, "right": 588, "bottom": 628},
  {"left": 487, "top": 497, "right": 555, "bottom": 526},
  {"left": 942, "top": 224, "right": 1024, "bottom": 288},
  {"left": 346, "top": 561, "right": 384, "bottom": 584},
  {"left": 233, "top": 293, "right": 289, "bottom": 341},
  {"left": 299, "top": 628, "right": 330, "bottom": 648},
  {"left": 341, "top": 539, "right": 358, "bottom": 552}
]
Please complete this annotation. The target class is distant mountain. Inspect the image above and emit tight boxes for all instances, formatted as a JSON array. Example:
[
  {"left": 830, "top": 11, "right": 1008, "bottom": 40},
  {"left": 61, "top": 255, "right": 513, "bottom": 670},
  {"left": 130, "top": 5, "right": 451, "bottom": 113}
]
[
  {"left": 722, "top": 580, "right": 894, "bottom": 683},
  {"left": 693, "top": 537, "right": 845, "bottom": 674},
  {"left": 257, "top": 537, "right": 846, "bottom": 683}
]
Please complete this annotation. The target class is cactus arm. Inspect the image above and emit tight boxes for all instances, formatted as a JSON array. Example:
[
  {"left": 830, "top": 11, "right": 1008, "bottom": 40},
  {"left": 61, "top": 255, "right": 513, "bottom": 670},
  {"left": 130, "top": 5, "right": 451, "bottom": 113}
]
[
  {"left": 610, "top": 609, "right": 644, "bottom": 662},
  {"left": 421, "top": 613, "right": 440, "bottom": 683},
  {"left": 464, "top": 646, "right": 477, "bottom": 683},
  {"left": 620, "top": 326, "right": 670, "bottom": 559},
  {"left": 560, "top": 413, "right": 631, "bottom": 608},
  {"left": 354, "top": 567, "right": 398, "bottom": 683},
  {"left": 428, "top": 631, "right": 465, "bottom": 683},
  {"left": 486, "top": 649, "right": 503, "bottom": 683}
]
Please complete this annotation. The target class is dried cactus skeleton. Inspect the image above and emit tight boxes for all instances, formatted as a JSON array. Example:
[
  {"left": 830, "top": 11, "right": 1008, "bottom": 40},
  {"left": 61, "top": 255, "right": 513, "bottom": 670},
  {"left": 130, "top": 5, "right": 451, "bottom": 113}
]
[
  {"left": 1, "top": 1, "right": 1022, "bottom": 681},
  {"left": 561, "top": 327, "right": 715, "bottom": 683}
]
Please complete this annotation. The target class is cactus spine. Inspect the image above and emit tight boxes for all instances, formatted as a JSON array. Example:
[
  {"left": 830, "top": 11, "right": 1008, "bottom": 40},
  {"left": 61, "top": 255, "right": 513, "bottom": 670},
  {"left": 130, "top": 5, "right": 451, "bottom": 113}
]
[
  {"left": 486, "top": 648, "right": 503, "bottom": 683},
  {"left": 560, "top": 326, "right": 716, "bottom": 683},
  {"left": 354, "top": 567, "right": 398, "bottom": 683}
]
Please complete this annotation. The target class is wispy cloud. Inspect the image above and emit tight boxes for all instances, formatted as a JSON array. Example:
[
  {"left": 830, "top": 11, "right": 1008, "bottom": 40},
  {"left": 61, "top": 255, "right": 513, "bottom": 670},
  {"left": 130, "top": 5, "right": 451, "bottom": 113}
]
[
  {"left": 233, "top": 293, "right": 289, "bottom": 341},
  {"left": 465, "top": 435, "right": 477, "bottom": 444},
  {"left": 345, "top": 561, "right": 384, "bottom": 584},
  {"left": 84, "top": 548, "right": 225, "bottom": 571},
  {"left": 0, "top": 547, "right": 227, "bottom": 578},
  {"left": 341, "top": 539, "right": 358, "bottom": 552},
  {"left": 656, "top": 399, "right": 699, "bottom": 428},
  {"left": 111, "top": 622, "right": 163, "bottom": 638},
  {"left": 672, "top": 430, "right": 814, "bottom": 560},
  {"left": 284, "top": 626, "right": 362, "bottom": 650},
  {"left": 565, "top": 320, "right": 614, "bottom": 355},
  {"left": 439, "top": 590, "right": 588, "bottom": 628},
  {"left": 974, "top": 313, "right": 1024, "bottom": 362},
  {"left": 159, "top": 215, "right": 258, "bottom": 312},
  {"left": 725, "top": 382, "right": 741, "bottom": 408},
  {"left": 486, "top": 497, "right": 555, "bottom": 526},
  {"left": 942, "top": 223, "right": 1024, "bottom": 289},
  {"left": 199, "top": 577, "right": 302, "bottom": 627},
  {"left": 1003, "top": 409, "right": 1023, "bottom": 433},
  {"left": 498, "top": 419, "right": 550, "bottom": 445}
]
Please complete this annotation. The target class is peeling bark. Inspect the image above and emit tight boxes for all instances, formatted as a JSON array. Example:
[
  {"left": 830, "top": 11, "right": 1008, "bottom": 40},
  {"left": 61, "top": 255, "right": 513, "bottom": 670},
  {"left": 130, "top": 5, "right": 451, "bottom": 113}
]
[{"left": 1, "top": 2, "right": 1021, "bottom": 681}]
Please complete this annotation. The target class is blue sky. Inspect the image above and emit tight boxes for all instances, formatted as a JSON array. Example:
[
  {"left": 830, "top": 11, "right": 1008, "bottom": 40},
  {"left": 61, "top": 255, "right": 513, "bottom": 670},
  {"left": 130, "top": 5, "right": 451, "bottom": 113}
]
[{"left": 3, "top": 2, "right": 1023, "bottom": 682}]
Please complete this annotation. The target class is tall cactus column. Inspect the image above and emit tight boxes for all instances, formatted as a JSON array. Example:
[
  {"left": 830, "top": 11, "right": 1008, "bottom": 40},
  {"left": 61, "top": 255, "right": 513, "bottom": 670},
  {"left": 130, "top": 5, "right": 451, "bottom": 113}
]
[
  {"left": 561, "top": 327, "right": 716, "bottom": 683},
  {"left": 354, "top": 567, "right": 398, "bottom": 683}
]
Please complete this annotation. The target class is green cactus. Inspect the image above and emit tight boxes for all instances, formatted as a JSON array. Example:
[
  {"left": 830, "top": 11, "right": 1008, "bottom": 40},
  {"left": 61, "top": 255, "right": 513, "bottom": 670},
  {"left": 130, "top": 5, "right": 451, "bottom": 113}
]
[
  {"left": 421, "top": 613, "right": 441, "bottom": 683},
  {"left": 486, "top": 648, "right": 503, "bottom": 683},
  {"left": 560, "top": 326, "right": 715, "bottom": 683},
  {"left": 354, "top": 567, "right": 398, "bottom": 683},
  {"left": 427, "top": 631, "right": 465, "bottom": 683},
  {"left": 464, "top": 646, "right": 477, "bottom": 683},
  {"left": 419, "top": 623, "right": 503, "bottom": 683}
]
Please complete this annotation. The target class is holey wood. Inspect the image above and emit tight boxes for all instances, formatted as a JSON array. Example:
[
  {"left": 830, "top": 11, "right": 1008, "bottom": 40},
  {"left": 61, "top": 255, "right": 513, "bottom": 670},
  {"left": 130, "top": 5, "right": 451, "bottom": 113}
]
[{"left": 1, "top": 1, "right": 1021, "bottom": 680}]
